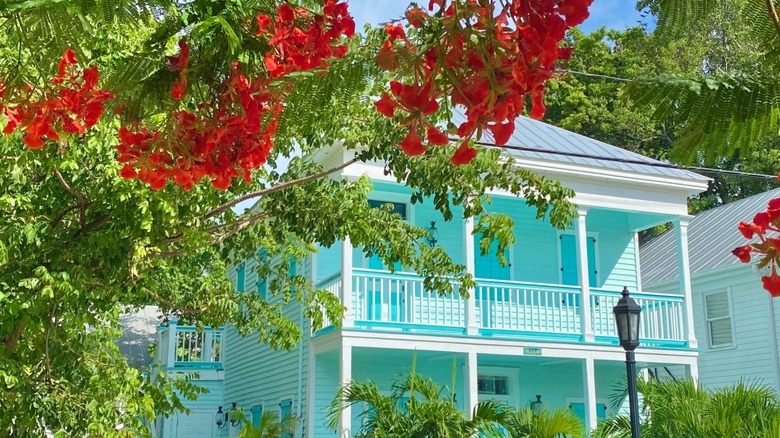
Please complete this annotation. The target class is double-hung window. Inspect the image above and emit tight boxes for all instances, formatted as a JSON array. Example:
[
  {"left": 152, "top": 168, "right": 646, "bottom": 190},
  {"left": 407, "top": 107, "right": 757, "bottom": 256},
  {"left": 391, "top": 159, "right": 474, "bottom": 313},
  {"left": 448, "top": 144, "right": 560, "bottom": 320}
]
[{"left": 704, "top": 291, "right": 733, "bottom": 348}]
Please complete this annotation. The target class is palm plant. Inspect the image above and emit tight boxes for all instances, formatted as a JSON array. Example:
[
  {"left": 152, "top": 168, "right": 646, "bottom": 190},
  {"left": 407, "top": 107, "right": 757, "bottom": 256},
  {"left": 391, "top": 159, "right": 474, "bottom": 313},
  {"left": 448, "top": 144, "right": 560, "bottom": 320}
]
[
  {"left": 503, "top": 406, "right": 583, "bottom": 438},
  {"left": 327, "top": 372, "right": 511, "bottom": 437},
  {"left": 592, "top": 379, "right": 780, "bottom": 438},
  {"left": 238, "top": 410, "right": 299, "bottom": 438}
]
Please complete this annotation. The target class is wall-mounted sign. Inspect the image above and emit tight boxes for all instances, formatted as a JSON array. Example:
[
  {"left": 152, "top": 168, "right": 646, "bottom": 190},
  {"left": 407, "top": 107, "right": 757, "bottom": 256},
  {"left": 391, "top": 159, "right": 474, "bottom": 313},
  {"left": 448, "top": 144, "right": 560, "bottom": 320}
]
[{"left": 523, "top": 347, "right": 542, "bottom": 356}]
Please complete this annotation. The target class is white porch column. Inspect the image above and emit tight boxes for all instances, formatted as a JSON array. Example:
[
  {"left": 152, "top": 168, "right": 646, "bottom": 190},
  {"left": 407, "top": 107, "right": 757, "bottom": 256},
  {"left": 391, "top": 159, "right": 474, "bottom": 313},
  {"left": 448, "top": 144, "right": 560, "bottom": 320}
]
[
  {"left": 582, "top": 357, "right": 598, "bottom": 431},
  {"left": 341, "top": 236, "right": 354, "bottom": 328},
  {"left": 465, "top": 351, "right": 478, "bottom": 419},
  {"left": 339, "top": 345, "right": 353, "bottom": 437},
  {"left": 306, "top": 348, "right": 316, "bottom": 438},
  {"left": 673, "top": 216, "right": 698, "bottom": 348},
  {"left": 464, "top": 217, "right": 478, "bottom": 335},
  {"left": 576, "top": 208, "right": 594, "bottom": 342},
  {"left": 688, "top": 361, "right": 699, "bottom": 384},
  {"left": 167, "top": 321, "right": 178, "bottom": 366}
]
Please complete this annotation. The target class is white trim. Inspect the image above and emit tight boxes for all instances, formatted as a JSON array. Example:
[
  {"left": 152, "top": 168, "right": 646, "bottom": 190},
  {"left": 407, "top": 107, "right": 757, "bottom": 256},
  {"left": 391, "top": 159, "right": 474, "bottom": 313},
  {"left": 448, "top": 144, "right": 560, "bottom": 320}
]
[
  {"left": 633, "top": 232, "right": 642, "bottom": 288},
  {"left": 702, "top": 288, "right": 735, "bottom": 350},
  {"left": 318, "top": 330, "right": 699, "bottom": 364}
]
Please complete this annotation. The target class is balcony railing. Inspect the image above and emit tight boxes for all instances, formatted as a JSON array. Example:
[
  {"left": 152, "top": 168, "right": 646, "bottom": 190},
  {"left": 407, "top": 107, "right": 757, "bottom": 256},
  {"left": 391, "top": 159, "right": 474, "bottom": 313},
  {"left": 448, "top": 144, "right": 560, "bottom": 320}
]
[
  {"left": 159, "top": 323, "right": 224, "bottom": 369},
  {"left": 315, "top": 268, "right": 687, "bottom": 347}
]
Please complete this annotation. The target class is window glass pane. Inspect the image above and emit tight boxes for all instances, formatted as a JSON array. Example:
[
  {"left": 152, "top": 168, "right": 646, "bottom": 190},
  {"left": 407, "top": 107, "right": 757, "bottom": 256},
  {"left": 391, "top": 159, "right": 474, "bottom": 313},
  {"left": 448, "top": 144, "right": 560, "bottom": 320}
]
[
  {"left": 705, "top": 292, "right": 729, "bottom": 319},
  {"left": 709, "top": 319, "right": 733, "bottom": 346},
  {"left": 368, "top": 200, "right": 407, "bottom": 219}
]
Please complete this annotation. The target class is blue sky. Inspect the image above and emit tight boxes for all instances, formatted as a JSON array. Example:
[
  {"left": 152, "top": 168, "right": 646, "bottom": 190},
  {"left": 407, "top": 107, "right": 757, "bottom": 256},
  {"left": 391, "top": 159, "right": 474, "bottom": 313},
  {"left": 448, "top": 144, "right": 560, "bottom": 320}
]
[{"left": 349, "top": 1, "right": 648, "bottom": 33}]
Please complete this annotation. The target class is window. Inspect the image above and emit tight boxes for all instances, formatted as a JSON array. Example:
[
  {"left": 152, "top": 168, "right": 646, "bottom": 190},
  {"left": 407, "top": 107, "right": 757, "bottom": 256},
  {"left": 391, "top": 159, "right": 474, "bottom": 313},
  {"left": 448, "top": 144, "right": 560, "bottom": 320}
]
[
  {"left": 477, "top": 375, "right": 509, "bottom": 395},
  {"left": 368, "top": 200, "right": 407, "bottom": 219},
  {"left": 236, "top": 263, "right": 245, "bottom": 292},
  {"left": 705, "top": 291, "right": 733, "bottom": 348}
]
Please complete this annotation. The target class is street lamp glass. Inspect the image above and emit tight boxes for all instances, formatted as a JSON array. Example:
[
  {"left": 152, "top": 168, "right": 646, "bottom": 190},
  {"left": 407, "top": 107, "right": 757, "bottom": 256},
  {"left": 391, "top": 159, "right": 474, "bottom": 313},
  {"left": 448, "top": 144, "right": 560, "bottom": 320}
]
[{"left": 613, "top": 287, "right": 641, "bottom": 351}]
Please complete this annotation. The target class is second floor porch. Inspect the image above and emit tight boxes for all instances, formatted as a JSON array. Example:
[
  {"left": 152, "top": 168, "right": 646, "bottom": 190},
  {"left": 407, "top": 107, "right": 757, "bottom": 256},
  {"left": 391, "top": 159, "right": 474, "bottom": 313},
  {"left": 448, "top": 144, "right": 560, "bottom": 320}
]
[{"left": 316, "top": 267, "right": 688, "bottom": 349}]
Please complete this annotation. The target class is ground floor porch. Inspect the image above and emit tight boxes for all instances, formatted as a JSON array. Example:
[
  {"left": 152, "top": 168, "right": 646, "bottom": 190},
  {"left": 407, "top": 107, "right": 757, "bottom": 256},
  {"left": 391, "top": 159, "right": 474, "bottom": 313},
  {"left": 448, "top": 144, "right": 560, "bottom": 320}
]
[{"left": 307, "top": 329, "right": 698, "bottom": 437}]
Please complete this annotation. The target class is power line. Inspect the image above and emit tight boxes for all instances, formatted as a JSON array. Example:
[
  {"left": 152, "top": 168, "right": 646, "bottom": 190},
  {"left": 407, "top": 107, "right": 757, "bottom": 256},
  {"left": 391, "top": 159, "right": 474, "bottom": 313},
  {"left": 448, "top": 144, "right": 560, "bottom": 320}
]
[
  {"left": 467, "top": 139, "right": 778, "bottom": 181},
  {"left": 557, "top": 69, "right": 633, "bottom": 83}
]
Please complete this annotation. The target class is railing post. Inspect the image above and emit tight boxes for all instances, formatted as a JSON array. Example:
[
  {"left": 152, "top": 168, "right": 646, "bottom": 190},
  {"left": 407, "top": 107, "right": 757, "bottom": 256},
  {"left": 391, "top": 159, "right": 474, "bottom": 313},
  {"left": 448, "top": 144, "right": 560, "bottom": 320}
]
[
  {"left": 674, "top": 216, "right": 698, "bottom": 348},
  {"left": 576, "top": 208, "right": 595, "bottom": 342},
  {"left": 202, "top": 331, "right": 213, "bottom": 363},
  {"left": 341, "top": 236, "right": 354, "bottom": 328},
  {"left": 167, "top": 320, "right": 178, "bottom": 367},
  {"left": 464, "top": 216, "right": 478, "bottom": 335}
]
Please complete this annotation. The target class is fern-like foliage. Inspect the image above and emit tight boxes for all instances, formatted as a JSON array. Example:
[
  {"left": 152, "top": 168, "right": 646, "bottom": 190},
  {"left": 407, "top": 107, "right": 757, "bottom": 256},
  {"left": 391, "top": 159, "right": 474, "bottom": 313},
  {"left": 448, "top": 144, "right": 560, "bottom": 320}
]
[{"left": 624, "top": 0, "right": 780, "bottom": 164}]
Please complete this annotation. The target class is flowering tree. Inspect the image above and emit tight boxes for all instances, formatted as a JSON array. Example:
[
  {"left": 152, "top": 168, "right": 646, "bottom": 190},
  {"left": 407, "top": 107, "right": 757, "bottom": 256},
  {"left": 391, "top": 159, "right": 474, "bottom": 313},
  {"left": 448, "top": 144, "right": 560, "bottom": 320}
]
[{"left": 0, "top": 0, "right": 589, "bottom": 435}]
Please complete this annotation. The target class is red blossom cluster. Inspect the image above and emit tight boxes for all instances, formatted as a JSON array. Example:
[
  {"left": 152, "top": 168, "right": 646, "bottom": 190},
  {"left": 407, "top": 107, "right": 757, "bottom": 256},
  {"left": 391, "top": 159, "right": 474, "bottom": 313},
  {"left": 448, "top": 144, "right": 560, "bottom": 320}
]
[
  {"left": 733, "top": 187, "right": 780, "bottom": 296},
  {"left": 117, "top": 64, "right": 283, "bottom": 190},
  {"left": 258, "top": 0, "right": 355, "bottom": 78},
  {"left": 0, "top": 48, "right": 113, "bottom": 149},
  {"left": 374, "top": 0, "right": 592, "bottom": 165},
  {"left": 117, "top": 0, "right": 355, "bottom": 190}
]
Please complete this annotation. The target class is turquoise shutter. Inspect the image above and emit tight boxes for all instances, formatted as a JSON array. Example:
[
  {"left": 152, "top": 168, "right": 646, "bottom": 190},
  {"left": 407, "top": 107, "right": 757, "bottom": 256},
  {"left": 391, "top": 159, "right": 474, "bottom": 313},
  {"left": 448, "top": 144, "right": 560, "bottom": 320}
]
[
  {"left": 280, "top": 399, "right": 293, "bottom": 438},
  {"left": 251, "top": 405, "right": 263, "bottom": 428},
  {"left": 474, "top": 234, "right": 510, "bottom": 280},
  {"left": 560, "top": 235, "right": 597, "bottom": 287},
  {"left": 257, "top": 276, "right": 267, "bottom": 300},
  {"left": 569, "top": 403, "right": 606, "bottom": 422},
  {"left": 236, "top": 264, "right": 245, "bottom": 292}
]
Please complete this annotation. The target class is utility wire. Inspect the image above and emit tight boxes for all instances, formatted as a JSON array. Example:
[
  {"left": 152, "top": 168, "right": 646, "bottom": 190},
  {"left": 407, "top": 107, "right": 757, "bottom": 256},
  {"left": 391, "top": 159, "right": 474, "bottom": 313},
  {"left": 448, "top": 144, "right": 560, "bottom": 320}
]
[
  {"left": 557, "top": 69, "right": 633, "bottom": 83},
  {"left": 466, "top": 139, "right": 778, "bottom": 181}
]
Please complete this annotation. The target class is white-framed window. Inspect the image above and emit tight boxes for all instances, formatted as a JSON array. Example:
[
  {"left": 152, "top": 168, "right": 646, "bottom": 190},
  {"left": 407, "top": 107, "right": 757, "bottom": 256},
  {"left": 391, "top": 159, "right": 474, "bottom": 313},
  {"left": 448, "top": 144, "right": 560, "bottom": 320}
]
[{"left": 704, "top": 290, "right": 734, "bottom": 349}]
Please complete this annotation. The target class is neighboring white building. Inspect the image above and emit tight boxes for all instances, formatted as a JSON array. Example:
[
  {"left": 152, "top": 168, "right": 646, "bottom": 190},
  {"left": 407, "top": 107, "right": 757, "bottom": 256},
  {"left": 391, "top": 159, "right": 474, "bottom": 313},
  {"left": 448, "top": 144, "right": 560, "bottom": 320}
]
[{"left": 641, "top": 188, "right": 780, "bottom": 393}]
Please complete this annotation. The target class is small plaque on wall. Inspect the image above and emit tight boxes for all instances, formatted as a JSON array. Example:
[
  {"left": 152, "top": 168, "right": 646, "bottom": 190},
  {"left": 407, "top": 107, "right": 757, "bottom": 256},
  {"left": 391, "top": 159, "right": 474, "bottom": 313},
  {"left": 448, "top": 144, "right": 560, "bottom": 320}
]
[{"left": 523, "top": 347, "right": 542, "bottom": 356}]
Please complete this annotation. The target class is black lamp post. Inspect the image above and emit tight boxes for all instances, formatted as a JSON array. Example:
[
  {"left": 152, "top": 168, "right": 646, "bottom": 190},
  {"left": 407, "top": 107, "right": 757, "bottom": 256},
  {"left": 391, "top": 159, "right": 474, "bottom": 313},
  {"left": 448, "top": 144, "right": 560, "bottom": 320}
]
[
  {"left": 426, "top": 221, "right": 439, "bottom": 247},
  {"left": 613, "top": 286, "right": 642, "bottom": 438}
]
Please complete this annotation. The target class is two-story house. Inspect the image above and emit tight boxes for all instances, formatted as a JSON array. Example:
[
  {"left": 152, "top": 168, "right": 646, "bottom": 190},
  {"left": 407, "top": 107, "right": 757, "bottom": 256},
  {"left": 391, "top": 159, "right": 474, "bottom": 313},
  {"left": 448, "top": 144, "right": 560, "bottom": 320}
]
[{"left": 156, "top": 116, "right": 709, "bottom": 437}]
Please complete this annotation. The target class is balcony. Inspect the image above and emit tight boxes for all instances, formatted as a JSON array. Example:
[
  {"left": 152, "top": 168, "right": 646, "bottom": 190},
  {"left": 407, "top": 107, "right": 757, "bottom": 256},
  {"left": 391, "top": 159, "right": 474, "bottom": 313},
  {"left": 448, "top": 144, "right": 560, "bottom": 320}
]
[
  {"left": 316, "top": 268, "right": 687, "bottom": 348},
  {"left": 158, "top": 322, "right": 224, "bottom": 369}
]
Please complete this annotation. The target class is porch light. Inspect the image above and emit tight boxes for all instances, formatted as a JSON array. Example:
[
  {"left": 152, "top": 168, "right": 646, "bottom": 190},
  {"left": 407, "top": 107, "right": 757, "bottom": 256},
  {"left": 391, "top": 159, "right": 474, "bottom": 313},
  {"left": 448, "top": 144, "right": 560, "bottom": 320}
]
[
  {"left": 531, "top": 394, "right": 543, "bottom": 414},
  {"left": 613, "top": 287, "right": 641, "bottom": 351},
  {"left": 215, "top": 406, "right": 227, "bottom": 429},
  {"left": 426, "top": 221, "right": 439, "bottom": 247},
  {"left": 229, "top": 402, "right": 241, "bottom": 427},
  {"left": 613, "top": 286, "right": 642, "bottom": 438},
  {"left": 215, "top": 403, "right": 241, "bottom": 429}
]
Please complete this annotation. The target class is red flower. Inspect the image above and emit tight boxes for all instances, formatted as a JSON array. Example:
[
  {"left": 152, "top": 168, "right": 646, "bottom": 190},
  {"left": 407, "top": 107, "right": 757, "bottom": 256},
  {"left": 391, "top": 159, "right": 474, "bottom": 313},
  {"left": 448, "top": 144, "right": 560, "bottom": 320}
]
[
  {"left": 399, "top": 129, "right": 426, "bottom": 156},
  {"left": 426, "top": 126, "right": 449, "bottom": 146},
  {"left": 374, "top": 93, "right": 398, "bottom": 118},
  {"left": 385, "top": 23, "right": 406, "bottom": 42},
  {"left": 119, "top": 164, "right": 138, "bottom": 179},
  {"left": 530, "top": 91, "right": 546, "bottom": 120},
  {"left": 451, "top": 141, "right": 477, "bottom": 165},
  {"left": 2, "top": 107, "right": 23, "bottom": 134},
  {"left": 488, "top": 121, "right": 514, "bottom": 145},
  {"left": 405, "top": 8, "right": 428, "bottom": 28},
  {"left": 171, "top": 76, "right": 186, "bottom": 100},
  {"left": 762, "top": 267, "right": 780, "bottom": 297},
  {"left": 755, "top": 211, "right": 771, "bottom": 230},
  {"left": 732, "top": 245, "right": 753, "bottom": 263},
  {"left": 57, "top": 48, "right": 78, "bottom": 77},
  {"left": 738, "top": 221, "right": 764, "bottom": 239}
]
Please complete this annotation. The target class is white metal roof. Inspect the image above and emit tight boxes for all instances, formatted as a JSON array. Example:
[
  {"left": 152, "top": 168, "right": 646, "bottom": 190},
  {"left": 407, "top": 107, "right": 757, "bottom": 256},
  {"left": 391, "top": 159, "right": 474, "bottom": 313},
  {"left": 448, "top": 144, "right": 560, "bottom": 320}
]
[
  {"left": 641, "top": 187, "right": 780, "bottom": 284},
  {"left": 451, "top": 111, "right": 710, "bottom": 183}
]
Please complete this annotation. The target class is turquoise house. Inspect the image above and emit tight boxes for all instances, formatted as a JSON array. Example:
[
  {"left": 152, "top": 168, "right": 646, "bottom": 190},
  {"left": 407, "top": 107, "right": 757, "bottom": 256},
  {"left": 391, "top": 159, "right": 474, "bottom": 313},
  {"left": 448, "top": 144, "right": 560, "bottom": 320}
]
[{"left": 156, "top": 116, "right": 709, "bottom": 437}]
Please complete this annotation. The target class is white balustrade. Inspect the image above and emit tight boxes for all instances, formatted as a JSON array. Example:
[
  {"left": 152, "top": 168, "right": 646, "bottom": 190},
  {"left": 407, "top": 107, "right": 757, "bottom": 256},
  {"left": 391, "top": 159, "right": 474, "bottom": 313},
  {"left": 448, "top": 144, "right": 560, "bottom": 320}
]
[
  {"left": 475, "top": 280, "right": 581, "bottom": 334},
  {"left": 590, "top": 290, "right": 685, "bottom": 342},
  {"left": 313, "top": 269, "right": 687, "bottom": 345},
  {"left": 315, "top": 272, "right": 342, "bottom": 331},
  {"left": 166, "top": 326, "right": 224, "bottom": 367}
]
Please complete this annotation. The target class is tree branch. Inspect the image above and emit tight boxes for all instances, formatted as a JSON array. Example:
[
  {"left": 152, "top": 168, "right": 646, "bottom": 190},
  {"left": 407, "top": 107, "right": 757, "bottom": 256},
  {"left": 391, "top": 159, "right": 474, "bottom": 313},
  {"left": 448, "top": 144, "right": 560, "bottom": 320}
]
[
  {"left": 2, "top": 323, "right": 27, "bottom": 357},
  {"left": 765, "top": 0, "right": 780, "bottom": 39},
  {"left": 155, "top": 211, "right": 270, "bottom": 257},
  {"left": 52, "top": 167, "right": 89, "bottom": 227},
  {"left": 203, "top": 157, "right": 359, "bottom": 220},
  {"left": 144, "top": 288, "right": 210, "bottom": 316}
]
